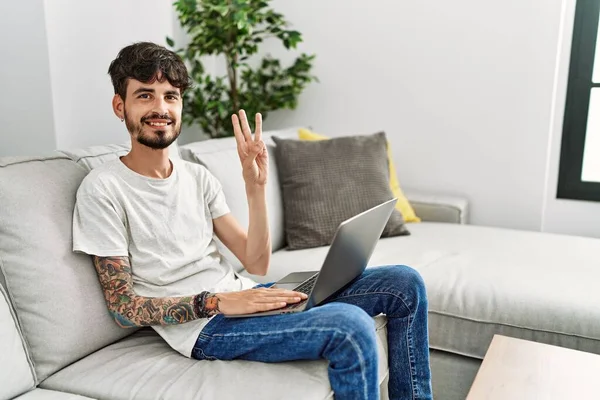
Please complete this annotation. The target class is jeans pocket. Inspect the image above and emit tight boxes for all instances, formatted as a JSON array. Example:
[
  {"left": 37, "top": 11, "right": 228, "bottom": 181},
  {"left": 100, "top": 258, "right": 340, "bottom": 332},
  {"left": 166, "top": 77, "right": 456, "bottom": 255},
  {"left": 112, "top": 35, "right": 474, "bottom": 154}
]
[{"left": 192, "top": 337, "right": 218, "bottom": 361}]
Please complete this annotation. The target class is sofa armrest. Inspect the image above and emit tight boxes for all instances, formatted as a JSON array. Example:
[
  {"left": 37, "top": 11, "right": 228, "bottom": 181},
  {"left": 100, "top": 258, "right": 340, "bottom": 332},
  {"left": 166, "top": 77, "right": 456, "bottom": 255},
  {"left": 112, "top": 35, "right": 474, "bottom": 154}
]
[{"left": 405, "top": 190, "right": 469, "bottom": 224}]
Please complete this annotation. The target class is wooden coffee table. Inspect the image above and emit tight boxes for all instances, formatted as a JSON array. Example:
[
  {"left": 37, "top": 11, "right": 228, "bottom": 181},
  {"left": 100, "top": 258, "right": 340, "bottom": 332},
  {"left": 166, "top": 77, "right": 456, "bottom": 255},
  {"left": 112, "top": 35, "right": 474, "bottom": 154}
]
[{"left": 466, "top": 334, "right": 600, "bottom": 399}]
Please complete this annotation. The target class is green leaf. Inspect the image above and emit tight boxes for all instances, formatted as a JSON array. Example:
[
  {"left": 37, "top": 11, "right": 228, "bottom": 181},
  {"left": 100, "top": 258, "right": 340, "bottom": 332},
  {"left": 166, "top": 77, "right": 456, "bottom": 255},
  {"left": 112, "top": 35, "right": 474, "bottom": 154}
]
[
  {"left": 171, "top": 0, "right": 317, "bottom": 138},
  {"left": 217, "top": 5, "right": 229, "bottom": 16}
]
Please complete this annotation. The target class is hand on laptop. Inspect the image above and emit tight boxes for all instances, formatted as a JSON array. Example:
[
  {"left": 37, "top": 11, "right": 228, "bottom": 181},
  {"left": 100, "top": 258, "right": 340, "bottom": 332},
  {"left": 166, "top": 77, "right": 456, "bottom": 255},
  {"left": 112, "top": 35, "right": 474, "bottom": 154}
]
[{"left": 216, "top": 288, "right": 308, "bottom": 315}]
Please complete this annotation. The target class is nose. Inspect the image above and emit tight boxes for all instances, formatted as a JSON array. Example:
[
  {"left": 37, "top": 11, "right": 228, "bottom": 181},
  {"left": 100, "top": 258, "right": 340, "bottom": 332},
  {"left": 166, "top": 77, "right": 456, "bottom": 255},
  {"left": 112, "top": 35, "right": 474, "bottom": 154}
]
[{"left": 152, "top": 97, "right": 169, "bottom": 116}]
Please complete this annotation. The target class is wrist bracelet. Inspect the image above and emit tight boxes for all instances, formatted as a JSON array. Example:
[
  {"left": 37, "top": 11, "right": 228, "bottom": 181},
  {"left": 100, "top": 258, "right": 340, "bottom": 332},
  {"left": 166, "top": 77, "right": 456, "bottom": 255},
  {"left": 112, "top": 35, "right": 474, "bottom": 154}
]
[{"left": 193, "top": 291, "right": 211, "bottom": 319}]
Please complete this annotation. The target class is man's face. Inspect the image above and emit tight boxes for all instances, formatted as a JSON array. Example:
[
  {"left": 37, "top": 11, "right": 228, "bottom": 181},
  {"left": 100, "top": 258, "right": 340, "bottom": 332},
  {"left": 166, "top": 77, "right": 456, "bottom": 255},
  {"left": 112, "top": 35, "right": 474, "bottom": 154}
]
[{"left": 121, "top": 76, "right": 183, "bottom": 150}]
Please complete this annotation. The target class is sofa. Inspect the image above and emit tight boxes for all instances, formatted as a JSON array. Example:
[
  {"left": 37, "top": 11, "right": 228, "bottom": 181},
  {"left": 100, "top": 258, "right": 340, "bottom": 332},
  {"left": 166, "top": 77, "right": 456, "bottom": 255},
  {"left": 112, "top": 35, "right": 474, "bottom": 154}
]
[{"left": 1, "top": 127, "right": 600, "bottom": 400}]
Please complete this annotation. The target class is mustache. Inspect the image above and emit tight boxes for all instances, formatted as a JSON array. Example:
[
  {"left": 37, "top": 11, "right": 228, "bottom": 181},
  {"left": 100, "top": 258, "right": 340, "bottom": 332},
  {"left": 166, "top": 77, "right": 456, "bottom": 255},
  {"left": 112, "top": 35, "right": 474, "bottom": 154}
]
[{"left": 141, "top": 113, "right": 174, "bottom": 123}]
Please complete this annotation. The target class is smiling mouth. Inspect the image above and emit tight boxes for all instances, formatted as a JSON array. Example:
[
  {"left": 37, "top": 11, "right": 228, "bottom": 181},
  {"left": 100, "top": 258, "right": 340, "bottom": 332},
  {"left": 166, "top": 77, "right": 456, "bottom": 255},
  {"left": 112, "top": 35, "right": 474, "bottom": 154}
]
[{"left": 144, "top": 121, "right": 173, "bottom": 127}]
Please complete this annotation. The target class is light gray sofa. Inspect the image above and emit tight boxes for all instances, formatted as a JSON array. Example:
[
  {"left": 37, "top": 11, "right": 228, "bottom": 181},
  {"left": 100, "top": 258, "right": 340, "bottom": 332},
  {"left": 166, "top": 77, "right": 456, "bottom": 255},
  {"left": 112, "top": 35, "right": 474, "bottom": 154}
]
[{"left": 1, "top": 127, "right": 600, "bottom": 400}]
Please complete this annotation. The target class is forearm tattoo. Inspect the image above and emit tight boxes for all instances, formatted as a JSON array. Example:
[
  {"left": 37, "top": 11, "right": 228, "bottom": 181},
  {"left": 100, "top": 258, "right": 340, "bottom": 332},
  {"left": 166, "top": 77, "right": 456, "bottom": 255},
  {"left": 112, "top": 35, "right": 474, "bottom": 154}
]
[{"left": 93, "top": 256, "right": 220, "bottom": 328}]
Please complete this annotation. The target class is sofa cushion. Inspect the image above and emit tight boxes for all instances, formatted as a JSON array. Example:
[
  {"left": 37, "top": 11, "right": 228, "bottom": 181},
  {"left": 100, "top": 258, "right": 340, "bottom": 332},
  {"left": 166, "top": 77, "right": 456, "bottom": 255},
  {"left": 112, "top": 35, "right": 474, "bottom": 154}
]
[
  {"left": 179, "top": 127, "right": 300, "bottom": 259},
  {"left": 298, "top": 128, "right": 421, "bottom": 223},
  {"left": 15, "top": 389, "right": 95, "bottom": 400},
  {"left": 272, "top": 132, "right": 409, "bottom": 250},
  {"left": 244, "top": 222, "right": 600, "bottom": 360},
  {"left": 57, "top": 140, "right": 181, "bottom": 172},
  {"left": 0, "top": 283, "right": 35, "bottom": 400},
  {"left": 40, "top": 322, "right": 388, "bottom": 400},
  {"left": 179, "top": 144, "right": 284, "bottom": 264},
  {"left": 0, "top": 155, "right": 134, "bottom": 381}
]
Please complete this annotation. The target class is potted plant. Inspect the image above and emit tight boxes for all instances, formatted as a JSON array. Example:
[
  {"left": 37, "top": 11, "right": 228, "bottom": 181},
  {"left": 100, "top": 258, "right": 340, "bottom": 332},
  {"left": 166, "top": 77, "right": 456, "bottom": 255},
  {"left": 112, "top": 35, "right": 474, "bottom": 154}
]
[{"left": 168, "top": 0, "right": 317, "bottom": 138}]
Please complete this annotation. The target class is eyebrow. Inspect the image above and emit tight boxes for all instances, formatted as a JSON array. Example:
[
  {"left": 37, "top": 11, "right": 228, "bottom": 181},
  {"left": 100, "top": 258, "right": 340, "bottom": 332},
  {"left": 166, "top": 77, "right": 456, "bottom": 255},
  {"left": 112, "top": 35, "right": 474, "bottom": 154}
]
[{"left": 132, "top": 87, "right": 180, "bottom": 97}]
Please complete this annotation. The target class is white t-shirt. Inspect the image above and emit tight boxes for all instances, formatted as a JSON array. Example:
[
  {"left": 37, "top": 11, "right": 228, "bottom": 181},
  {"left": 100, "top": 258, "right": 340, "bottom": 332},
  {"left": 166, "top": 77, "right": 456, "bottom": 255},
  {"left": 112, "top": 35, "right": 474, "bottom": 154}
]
[{"left": 72, "top": 157, "right": 258, "bottom": 357}]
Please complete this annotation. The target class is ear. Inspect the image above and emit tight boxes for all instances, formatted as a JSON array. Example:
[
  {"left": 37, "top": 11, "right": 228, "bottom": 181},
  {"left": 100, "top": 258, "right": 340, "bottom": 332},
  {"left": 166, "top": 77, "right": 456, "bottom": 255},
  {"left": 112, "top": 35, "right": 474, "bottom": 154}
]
[{"left": 112, "top": 94, "right": 124, "bottom": 120}]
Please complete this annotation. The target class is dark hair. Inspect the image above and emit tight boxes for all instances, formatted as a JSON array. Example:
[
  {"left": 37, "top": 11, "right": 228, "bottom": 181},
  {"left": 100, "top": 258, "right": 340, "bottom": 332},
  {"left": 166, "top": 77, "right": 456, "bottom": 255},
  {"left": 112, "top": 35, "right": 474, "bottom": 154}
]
[{"left": 107, "top": 42, "right": 192, "bottom": 100}]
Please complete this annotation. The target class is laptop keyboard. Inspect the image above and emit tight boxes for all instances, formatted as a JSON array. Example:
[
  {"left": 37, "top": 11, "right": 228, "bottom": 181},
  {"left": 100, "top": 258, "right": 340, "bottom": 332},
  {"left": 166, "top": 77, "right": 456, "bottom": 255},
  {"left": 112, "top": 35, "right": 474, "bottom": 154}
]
[
  {"left": 293, "top": 273, "right": 318, "bottom": 295},
  {"left": 282, "top": 274, "right": 318, "bottom": 310}
]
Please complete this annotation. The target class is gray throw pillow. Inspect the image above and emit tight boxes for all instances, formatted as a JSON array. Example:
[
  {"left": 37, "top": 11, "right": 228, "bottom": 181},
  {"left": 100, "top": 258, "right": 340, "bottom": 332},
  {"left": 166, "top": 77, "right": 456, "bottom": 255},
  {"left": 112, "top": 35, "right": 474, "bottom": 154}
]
[{"left": 272, "top": 132, "right": 409, "bottom": 250}]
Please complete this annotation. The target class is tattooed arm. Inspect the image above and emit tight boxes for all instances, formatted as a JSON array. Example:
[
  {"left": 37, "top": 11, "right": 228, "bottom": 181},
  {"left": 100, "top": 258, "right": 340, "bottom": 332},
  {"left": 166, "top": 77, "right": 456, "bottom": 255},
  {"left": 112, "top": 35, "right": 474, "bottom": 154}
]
[
  {"left": 93, "top": 256, "right": 308, "bottom": 325},
  {"left": 93, "top": 256, "right": 221, "bottom": 328}
]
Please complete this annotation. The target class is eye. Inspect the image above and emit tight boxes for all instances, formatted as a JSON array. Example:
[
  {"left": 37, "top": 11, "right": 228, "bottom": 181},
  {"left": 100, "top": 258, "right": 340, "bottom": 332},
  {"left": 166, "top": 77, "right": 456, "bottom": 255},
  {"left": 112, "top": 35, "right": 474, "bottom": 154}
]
[
  {"left": 166, "top": 95, "right": 179, "bottom": 101},
  {"left": 138, "top": 94, "right": 150, "bottom": 99}
]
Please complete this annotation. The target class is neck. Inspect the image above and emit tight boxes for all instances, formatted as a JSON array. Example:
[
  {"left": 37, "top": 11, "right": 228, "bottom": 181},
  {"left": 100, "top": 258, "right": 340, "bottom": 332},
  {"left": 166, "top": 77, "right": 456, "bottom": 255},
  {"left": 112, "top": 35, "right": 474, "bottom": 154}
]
[{"left": 120, "top": 141, "right": 173, "bottom": 179}]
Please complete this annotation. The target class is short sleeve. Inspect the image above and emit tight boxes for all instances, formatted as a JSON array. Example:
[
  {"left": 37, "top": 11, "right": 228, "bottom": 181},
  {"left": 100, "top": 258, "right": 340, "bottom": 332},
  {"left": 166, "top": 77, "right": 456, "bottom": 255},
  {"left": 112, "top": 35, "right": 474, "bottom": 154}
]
[
  {"left": 72, "top": 190, "right": 129, "bottom": 257},
  {"left": 203, "top": 169, "right": 230, "bottom": 219}
]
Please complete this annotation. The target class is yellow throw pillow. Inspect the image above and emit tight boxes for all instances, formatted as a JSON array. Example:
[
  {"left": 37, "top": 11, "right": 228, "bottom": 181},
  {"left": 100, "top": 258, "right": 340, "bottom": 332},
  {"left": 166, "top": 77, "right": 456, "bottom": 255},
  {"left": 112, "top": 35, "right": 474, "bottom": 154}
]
[{"left": 297, "top": 128, "right": 421, "bottom": 223}]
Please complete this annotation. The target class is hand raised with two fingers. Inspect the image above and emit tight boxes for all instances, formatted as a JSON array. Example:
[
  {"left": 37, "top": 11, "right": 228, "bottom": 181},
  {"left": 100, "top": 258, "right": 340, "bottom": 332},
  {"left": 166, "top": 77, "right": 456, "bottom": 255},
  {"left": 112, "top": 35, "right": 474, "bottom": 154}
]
[{"left": 231, "top": 110, "right": 268, "bottom": 187}]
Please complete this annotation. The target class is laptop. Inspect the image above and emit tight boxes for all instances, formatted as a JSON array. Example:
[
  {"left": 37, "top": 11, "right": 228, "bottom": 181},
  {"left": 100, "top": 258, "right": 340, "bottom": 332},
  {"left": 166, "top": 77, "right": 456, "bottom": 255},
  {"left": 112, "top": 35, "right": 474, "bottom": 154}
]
[{"left": 225, "top": 198, "right": 398, "bottom": 318}]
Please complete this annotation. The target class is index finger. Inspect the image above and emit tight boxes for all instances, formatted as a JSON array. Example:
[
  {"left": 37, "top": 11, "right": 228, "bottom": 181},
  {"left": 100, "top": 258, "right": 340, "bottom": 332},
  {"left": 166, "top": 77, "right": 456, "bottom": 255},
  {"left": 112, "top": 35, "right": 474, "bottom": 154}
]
[
  {"left": 263, "top": 288, "right": 306, "bottom": 296},
  {"left": 267, "top": 288, "right": 308, "bottom": 298}
]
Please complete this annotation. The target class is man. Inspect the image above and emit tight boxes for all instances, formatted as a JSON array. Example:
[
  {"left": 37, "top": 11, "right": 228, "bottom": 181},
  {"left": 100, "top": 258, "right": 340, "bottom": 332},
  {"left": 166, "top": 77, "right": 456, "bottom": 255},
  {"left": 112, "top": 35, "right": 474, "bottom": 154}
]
[{"left": 72, "top": 42, "right": 432, "bottom": 399}]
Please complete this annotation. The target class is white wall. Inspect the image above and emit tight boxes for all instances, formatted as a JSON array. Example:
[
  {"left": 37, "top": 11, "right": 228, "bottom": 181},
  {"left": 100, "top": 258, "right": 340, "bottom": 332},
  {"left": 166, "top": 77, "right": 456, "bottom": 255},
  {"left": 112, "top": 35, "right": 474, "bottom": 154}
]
[
  {"left": 541, "top": 0, "right": 600, "bottom": 238},
  {"left": 171, "top": 7, "right": 217, "bottom": 145},
  {"left": 43, "top": 0, "right": 175, "bottom": 149},
  {"left": 261, "top": 0, "right": 566, "bottom": 231},
  {"left": 3, "top": 1, "right": 598, "bottom": 236},
  {"left": 0, "top": 0, "right": 56, "bottom": 157}
]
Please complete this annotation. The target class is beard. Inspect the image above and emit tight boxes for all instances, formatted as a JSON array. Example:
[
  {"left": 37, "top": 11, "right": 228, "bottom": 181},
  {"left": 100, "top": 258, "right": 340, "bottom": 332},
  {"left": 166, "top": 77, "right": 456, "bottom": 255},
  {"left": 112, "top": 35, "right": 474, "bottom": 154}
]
[{"left": 124, "top": 109, "right": 181, "bottom": 150}]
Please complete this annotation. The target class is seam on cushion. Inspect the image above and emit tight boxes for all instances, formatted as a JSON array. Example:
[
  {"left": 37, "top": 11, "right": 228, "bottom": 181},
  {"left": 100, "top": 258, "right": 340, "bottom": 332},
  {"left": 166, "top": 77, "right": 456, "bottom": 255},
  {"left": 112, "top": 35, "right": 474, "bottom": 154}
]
[
  {"left": 429, "top": 345, "right": 484, "bottom": 361},
  {"left": 180, "top": 134, "right": 282, "bottom": 156},
  {"left": 57, "top": 149, "right": 128, "bottom": 163},
  {"left": 428, "top": 309, "right": 600, "bottom": 344},
  {"left": 0, "top": 155, "right": 71, "bottom": 168},
  {"left": 0, "top": 154, "right": 88, "bottom": 176},
  {"left": 0, "top": 254, "right": 39, "bottom": 385}
]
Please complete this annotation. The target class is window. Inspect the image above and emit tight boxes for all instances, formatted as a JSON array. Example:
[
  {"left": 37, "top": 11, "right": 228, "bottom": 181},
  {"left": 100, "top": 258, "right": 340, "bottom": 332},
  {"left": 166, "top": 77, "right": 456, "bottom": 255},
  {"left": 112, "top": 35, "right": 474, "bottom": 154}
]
[{"left": 558, "top": 0, "right": 600, "bottom": 201}]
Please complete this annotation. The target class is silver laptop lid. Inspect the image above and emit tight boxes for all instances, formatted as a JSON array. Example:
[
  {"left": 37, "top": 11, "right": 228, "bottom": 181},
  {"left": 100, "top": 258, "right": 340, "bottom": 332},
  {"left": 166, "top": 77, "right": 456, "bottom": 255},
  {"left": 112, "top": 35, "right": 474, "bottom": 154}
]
[{"left": 306, "top": 198, "right": 398, "bottom": 308}]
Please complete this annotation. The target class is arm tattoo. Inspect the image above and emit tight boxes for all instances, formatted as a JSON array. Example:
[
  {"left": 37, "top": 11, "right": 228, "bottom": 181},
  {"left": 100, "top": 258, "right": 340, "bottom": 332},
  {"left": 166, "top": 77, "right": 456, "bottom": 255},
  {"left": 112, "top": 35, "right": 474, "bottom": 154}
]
[{"left": 93, "top": 256, "right": 221, "bottom": 328}]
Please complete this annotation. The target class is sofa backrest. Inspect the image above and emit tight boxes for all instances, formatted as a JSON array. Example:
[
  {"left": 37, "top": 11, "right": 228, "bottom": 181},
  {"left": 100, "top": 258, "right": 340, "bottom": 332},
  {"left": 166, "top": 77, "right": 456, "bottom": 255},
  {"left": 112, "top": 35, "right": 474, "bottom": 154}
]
[
  {"left": 0, "top": 155, "right": 134, "bottom": 381},
  {"left": 0, "top": 283, "right": 35, "bottom": 400},
  {"left": 0, "top": 131, "right": 296, "bottom": 383},
  {"left": 57, "top": 140, "right": 181, "bottom": 172},
  {"left": 179, "top": 127, "right": 300, "bottom": 266}
]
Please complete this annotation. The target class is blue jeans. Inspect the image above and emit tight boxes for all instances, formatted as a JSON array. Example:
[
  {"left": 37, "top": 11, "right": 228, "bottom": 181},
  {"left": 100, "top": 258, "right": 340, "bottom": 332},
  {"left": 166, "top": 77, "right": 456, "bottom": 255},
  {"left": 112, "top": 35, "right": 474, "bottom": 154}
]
[{"left": 192, "top": 265, "right": 432, "bottom": 400}]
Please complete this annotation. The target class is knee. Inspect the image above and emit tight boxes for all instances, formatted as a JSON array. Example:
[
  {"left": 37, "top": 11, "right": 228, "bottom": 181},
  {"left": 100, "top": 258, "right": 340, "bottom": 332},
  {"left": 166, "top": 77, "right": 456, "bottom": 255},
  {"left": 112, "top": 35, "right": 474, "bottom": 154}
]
[
  {"left": 320, "top": 303, "right": 377, "bottom": 345},
  {"left": 386, "top": 265, "right": 428, "bottom": 311}
]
